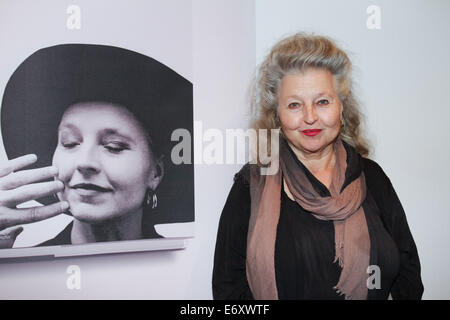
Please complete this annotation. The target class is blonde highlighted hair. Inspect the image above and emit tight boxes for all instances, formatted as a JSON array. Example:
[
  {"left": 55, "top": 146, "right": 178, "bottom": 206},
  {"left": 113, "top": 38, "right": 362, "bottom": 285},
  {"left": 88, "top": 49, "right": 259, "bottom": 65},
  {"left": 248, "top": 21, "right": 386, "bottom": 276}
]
[{"left": 251, "top": 32, "right": 370, "bottom": 157}]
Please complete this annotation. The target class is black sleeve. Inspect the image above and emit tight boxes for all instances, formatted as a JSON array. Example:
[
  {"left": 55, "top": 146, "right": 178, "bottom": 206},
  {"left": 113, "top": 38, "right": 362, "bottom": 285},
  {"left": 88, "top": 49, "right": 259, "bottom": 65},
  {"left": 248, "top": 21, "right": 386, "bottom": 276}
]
[
  {"left": 363, "top": 159, "right": 424, "bottom": 299},
  {"left": 212, "top": 168, "right": 254, "bottom": 300}
]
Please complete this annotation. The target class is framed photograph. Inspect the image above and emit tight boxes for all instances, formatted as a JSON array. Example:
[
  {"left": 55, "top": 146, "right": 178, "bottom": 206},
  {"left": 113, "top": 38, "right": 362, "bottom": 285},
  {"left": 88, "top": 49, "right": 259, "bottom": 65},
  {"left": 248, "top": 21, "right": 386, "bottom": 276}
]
[{"left": 0, "top": 0, "right": 194, "bottom": 259}]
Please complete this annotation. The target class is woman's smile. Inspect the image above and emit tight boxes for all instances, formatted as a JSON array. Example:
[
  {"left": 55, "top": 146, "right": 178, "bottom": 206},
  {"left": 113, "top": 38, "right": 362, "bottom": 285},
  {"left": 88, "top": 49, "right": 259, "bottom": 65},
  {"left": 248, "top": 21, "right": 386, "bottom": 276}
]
[
  {"left": 302, "top": 129, "right": 322, "bottom": 137},
  {"left": 69, "top": 182, "right": 114, "bottom": 196}
]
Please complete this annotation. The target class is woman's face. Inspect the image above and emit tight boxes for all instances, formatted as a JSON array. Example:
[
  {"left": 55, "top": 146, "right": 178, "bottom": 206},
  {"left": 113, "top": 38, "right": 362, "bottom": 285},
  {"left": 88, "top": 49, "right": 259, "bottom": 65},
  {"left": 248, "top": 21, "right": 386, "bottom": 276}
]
[
  {"left": 53, "top": 102, "right": 162, "bottom": 223},
  {"left": 278, "top": 68, "right": 343, "bottom": 157}
]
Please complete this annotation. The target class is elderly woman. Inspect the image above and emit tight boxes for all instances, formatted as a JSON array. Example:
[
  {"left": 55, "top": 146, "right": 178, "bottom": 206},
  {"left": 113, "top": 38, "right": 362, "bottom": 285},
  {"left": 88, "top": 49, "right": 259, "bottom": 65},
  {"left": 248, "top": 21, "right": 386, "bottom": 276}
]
[
  {"left": 0, "top": 44, "right": 193, "bottom": 248},
  {"left": 212, "top": 33, "right": 423, "bottom": 300}
]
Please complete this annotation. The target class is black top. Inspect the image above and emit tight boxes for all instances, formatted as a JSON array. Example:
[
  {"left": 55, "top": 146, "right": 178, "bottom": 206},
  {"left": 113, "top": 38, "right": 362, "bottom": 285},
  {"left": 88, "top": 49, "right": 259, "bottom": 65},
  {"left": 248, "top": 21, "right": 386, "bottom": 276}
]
[
  {"left": 38, "top": 219, "right": 162, "bottom": 247},
  {"left": 212, "top": 149, "right": 424, "bottom": 300}
]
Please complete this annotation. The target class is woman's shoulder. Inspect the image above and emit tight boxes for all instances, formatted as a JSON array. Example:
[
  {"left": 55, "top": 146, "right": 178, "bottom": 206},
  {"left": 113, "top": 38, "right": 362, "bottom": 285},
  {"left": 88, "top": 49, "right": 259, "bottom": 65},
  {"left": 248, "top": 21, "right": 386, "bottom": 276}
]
[
  {"left": 236, "top": 158, "right": 394, "bottom": 191},
  {"left": 233, "top": 163, "right": 252, "bottom": 186},
  {"left": 361, "top": 157, "right": 392, "bottom": 186},
  {"left": 360, "top": 157, "right": 399, "bottom": 219},
  {"left": 218, "top": 164, "right": 253, "bottom": 229}
]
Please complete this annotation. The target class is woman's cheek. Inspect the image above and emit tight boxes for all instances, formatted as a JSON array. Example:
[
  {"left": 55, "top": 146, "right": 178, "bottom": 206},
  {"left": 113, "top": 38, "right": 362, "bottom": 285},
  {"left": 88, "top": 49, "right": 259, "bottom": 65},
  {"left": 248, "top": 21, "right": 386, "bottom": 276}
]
[
  {"left": 280, "top": 110, "right": 301, "bottom": 130},
  {"left": 102, "top": 155, "right": 147, "bottom": 188},
  {"left": 52, "top": 149, "right": 66, "bottom": 180},
  {"left": 52, "top": 149, "right": 77, "bottom": 186},
  {"left": 321, "top": 104, "right": 342, "bottom": 127}
]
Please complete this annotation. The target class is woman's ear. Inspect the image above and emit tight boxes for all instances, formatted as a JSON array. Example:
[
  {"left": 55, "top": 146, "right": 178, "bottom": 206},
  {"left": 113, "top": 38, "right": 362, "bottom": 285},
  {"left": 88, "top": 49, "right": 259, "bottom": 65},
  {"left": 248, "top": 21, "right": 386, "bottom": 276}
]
[{"left": 148, "top": 156, "right": 164, "bottom": 191}]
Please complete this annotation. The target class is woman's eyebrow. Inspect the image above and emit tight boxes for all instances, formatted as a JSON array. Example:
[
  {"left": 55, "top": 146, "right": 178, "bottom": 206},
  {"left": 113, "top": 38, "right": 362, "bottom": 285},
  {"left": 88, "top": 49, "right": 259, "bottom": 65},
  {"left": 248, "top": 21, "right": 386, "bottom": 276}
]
[
  {"left": 100, "top": 128, "right": 135, "bottom": 142},
  {"left": 314, "top": 92, "right": 334, "bottom": 99},
  {"left": 285, "top": 94, "right": 304, "bottom": 101},
  {"left": 285, "top": 92, "right": 333, "bottom": 101},
  {"left": 58, "top": 122, "right": 80, "bottom": 134}
]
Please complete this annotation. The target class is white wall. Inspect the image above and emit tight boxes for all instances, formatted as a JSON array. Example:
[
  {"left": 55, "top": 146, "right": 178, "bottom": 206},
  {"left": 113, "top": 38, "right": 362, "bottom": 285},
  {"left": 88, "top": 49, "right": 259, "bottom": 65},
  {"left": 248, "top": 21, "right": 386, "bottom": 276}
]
[
  {"left": 1, "top": 0, "right": 448, "bottom": 300},
  {"left": 0, "top": 0, "right": 255, "bottom": 299},
  {"left": 255, "top": 0, "right": 450, "bottom": 299}
]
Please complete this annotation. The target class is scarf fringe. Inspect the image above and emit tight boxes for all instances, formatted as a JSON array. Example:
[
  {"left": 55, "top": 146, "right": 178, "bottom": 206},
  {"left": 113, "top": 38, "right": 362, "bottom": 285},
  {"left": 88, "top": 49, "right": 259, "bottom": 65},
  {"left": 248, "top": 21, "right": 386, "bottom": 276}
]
[
  {"left": 333, "top": 285, "right": 352, "bottom": 300},
  {"left": 333, "top": 242, "right": 344, "bottom": 268},
  {"left": 333, "top": 242, "right": 350, "bottom": 298}
]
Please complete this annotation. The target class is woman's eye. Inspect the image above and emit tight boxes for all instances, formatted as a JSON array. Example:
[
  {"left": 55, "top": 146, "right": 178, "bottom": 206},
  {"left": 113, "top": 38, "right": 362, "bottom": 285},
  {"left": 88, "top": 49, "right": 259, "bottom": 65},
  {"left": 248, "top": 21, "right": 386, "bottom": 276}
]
[
  {"left": 288, "top": 102, "right": 301, "bottom": 109},
  {"left": 317, "top": 99, "right": 329, "bottom": 106},
  {"left": 62, "top": 142, "right": 79, "bottom": 149},
  {"left": 104, "top": 142, "right": 129, "bottom": 153}
]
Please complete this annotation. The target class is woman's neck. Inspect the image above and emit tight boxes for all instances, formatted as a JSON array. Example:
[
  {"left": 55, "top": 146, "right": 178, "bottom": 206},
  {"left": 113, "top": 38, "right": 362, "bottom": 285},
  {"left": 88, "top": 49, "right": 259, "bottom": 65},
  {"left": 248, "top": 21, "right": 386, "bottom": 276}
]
[
  {"left": 70, "top": 209, "right": 143, "bottom": 244},
  {"left": 288, "top": 140, "right": 337, "bottom": 175}
]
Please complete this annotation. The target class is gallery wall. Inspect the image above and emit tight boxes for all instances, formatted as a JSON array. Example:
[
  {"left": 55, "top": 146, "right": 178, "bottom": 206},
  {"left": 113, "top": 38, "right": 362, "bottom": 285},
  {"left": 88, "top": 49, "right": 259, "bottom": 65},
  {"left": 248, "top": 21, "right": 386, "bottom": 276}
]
[{"left": 255, "top": 0, "right": 450, "bottom": 299}]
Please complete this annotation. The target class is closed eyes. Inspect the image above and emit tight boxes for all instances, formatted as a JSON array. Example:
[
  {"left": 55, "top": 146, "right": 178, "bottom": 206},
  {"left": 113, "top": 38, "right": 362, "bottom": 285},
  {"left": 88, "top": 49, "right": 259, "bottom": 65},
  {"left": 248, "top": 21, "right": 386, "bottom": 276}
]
[
  {"left": 103, "top": 141, "right": 131, "bottom": 154},
  {"left": 59, "top": 139, "right": 131, "bottom": 154}
]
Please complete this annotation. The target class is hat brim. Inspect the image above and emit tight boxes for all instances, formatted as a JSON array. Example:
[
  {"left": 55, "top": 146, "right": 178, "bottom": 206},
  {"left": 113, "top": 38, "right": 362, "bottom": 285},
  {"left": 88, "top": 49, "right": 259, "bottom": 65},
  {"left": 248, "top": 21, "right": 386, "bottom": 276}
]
[{"left": 1, "top": 43, "right": 194, "bottom": 225}]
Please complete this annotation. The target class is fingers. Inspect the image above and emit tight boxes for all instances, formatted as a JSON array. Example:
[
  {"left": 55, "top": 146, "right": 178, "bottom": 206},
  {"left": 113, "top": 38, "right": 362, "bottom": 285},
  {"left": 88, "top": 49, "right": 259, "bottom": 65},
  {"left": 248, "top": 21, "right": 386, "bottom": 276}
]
[
  {"left": 0, "top": 202, "right": 69, "bottom": 230},
  {"left": 0, "top": 155, "right": 68, "bottom": 238},
  {"left": 0, "top": 154, "right": 37, "bottom": 178},
  {"left": 0, "top": 165, "right": 59, "bottom": 190},
  {"left": 0, "top": 226, "right": 24, "bottom": 249},
  {"left": 0, "top": 180, "right": 64, "bottom": 207}
]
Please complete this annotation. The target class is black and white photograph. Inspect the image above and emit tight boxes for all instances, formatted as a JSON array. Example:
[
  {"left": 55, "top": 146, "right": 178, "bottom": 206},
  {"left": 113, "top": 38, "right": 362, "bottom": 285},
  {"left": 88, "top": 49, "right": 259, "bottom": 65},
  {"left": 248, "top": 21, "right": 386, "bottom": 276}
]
[
  {"left": 0, "top": 1, "right": 194, "bottom": 257},
  {"left": 1, "top": 43, "right": 194, "bottom": 249}
]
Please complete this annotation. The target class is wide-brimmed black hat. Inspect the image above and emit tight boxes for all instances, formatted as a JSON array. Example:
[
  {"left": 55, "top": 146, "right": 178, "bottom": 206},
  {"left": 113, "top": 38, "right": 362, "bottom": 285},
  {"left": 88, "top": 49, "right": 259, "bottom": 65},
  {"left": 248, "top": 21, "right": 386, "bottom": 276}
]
[{"left": 1, "top": 43, "right": 194, "bottom": 226}]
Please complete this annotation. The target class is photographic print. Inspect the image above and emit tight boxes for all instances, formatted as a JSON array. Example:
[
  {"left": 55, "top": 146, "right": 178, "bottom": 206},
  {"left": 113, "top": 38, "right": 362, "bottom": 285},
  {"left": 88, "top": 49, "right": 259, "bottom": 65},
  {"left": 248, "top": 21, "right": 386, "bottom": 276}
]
[{"left": 0, "top": 0, "right": 194, "bottom": 258}]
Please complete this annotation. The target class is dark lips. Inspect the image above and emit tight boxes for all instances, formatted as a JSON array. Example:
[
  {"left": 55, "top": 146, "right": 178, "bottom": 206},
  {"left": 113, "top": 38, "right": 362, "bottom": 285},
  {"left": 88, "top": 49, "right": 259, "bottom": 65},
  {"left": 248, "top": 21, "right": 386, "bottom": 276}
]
[{"left": 70, "top": 183, "right": 112, "bottom": 192}]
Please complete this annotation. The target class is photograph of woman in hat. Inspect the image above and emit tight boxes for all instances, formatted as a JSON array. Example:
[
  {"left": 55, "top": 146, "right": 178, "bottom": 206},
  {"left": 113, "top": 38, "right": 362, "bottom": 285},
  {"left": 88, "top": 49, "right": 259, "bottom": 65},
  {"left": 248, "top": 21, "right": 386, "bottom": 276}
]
[
  {"left": 0, "top": 44, "right": 194, "bottom": 248},
  {"left": 212, "top": 33, "right": 423, "bottom": 300}
]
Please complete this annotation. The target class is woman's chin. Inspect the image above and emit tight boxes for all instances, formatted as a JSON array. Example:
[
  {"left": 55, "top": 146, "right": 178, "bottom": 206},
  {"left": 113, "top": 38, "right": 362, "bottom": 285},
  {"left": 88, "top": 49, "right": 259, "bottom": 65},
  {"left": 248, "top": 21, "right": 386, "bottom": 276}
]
[
  {"left": 68, "top": 203, "right": 112, "bottom": 224},
  {"left": 291, "top": 140, "right": 326, "bottom": 156},
  {"left": 293, "top": 136, "right": 338, "bottom": 156}
]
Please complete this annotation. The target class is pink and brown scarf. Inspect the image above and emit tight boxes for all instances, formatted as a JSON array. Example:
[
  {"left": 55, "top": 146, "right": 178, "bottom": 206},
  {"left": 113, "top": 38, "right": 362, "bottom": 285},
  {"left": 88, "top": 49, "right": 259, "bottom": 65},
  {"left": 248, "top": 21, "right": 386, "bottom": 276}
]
[{"left": 247, "top": 137, "right": 370, "bottom": 300}]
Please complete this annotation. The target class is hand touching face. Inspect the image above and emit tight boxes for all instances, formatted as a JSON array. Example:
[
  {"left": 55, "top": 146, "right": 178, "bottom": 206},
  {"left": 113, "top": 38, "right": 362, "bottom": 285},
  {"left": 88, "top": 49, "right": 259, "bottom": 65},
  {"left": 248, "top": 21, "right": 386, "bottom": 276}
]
[{"left": 0, "top": 154, "right": 68, "bottom": 248}]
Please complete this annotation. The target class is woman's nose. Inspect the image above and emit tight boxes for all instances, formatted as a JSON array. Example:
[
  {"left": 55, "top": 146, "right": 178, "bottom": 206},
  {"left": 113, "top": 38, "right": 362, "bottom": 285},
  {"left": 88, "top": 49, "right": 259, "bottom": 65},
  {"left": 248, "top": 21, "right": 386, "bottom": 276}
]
[
  {"left": 303, "top": 104, "right": 318, "bottom": 125},
  {"left": 76, "top": 145, "right": 101, "bottom": 176}
]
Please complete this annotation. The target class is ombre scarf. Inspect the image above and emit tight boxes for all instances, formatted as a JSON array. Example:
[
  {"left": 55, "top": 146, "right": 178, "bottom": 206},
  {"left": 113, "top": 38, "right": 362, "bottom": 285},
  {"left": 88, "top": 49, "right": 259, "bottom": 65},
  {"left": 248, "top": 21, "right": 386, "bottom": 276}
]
[{"left": 247, "top": 137, "right": 370, "bottom": 300}]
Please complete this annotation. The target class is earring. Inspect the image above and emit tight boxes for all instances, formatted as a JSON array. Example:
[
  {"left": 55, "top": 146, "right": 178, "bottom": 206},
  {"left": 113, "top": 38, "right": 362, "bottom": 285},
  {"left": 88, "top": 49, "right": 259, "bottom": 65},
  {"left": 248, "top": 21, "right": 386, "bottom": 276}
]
[
  {"left": 152, "top": 194, "right": 158, "bottom": 209},
  {"left": 146, "top": 190, "right": 158, "bottom": 209}
]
